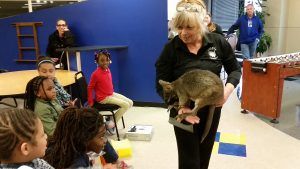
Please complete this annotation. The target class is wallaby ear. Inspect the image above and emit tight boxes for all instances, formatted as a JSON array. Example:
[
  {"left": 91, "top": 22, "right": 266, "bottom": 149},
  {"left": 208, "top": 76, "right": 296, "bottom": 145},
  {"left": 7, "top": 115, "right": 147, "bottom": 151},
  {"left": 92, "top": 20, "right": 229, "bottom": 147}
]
[
  {"left": 158, "top": 80, "right": 170, "bottom": 86},
  {"left": 159, "top": 80, "right": 173, "bottom": 90}
]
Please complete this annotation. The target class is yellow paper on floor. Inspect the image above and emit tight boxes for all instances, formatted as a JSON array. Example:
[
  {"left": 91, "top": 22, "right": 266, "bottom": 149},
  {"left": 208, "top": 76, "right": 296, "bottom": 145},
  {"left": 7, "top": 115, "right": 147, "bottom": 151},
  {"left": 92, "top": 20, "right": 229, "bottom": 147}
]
[{"left": 111, "top": 139, "right": 132, "bottom": 158}]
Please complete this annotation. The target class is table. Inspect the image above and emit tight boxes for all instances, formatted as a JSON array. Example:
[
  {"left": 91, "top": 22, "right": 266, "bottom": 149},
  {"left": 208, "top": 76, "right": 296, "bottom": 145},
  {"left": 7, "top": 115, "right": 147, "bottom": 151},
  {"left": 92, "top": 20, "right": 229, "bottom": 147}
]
[
  {"left": 0, "top": 70, "right": 76, "bottom": 107},
  {"left": 56, "top": 45, "right": 128, "bottom": 71},
  {"left": 241, "top": 53, "right": 300, "bottom": 123}
]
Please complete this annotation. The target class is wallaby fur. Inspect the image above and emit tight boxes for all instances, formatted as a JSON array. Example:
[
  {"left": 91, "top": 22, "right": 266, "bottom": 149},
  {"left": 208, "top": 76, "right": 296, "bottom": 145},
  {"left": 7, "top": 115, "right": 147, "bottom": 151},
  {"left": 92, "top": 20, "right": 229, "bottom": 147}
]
[{"left": 159, "top": 69, "right": 224, "bottom": 142}]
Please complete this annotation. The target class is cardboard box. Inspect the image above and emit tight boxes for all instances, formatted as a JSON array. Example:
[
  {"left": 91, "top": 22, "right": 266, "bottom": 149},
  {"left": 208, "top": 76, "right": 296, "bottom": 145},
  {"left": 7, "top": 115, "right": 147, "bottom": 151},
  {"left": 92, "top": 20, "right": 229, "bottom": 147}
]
[{"left": 125, "top": 125, "right": 153, "bottom": 141}]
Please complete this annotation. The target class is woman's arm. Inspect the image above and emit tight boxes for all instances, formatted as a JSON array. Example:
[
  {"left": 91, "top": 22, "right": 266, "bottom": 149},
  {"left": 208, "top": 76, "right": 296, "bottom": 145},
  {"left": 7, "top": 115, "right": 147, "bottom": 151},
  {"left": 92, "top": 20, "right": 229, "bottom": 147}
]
[{"left": 155, "top": 44, "right": 174, "bottom": 98}]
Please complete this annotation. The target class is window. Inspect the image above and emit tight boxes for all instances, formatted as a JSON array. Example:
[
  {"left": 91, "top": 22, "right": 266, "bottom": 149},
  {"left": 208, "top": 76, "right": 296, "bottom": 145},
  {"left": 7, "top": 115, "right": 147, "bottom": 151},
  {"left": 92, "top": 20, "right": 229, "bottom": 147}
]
[{"left": 211, "top": 0, "right": 240, "bottom": 30}]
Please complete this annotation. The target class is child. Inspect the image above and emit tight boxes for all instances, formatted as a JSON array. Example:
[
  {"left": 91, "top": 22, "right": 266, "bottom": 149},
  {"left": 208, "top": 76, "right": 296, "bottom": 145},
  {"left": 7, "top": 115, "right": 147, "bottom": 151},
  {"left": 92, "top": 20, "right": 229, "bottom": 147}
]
[
  {"left": 36, "top": 56, "right": 76, "bottom": 107},
  {"left": 44, "top": 107, "right": 117, "bottom": 169},
  {"left": 24, "top": 76, "right": 63, "bottom": 136},
  {"left": 24, "top": 76, "right": 121, "bottom": 167},
  {"left": 0, "top": 108, "right": 53, "bottom": 168},
  {"left": 88, "top": 50, "right": 133, "bottom": 130}
]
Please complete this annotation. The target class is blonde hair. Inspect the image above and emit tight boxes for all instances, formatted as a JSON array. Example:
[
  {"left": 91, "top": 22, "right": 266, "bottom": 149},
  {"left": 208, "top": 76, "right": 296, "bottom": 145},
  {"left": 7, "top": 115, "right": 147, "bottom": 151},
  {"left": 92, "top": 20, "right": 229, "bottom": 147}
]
[{"left": 173, "top": 0, "right": 207, "bottom": 36}]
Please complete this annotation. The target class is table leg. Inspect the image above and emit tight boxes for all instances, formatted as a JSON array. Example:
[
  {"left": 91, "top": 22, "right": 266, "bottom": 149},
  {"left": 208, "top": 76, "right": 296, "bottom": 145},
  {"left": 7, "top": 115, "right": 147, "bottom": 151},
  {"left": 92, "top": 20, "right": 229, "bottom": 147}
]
[
  {"left": 0, "top": 98, "right": 18, "bottom": 108},
  {"left": 66, "top": 52, "right": 70, "bottom": 70},
  {"left": 76, "top": 51, "right": 82, "bottom": 71}
]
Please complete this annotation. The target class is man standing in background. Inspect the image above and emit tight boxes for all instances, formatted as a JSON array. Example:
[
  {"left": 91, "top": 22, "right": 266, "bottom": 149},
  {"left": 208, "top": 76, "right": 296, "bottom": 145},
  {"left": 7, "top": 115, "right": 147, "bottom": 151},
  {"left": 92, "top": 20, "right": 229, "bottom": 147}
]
[{"left": 227, "top": 3, "right": 264, "bottom": 59}]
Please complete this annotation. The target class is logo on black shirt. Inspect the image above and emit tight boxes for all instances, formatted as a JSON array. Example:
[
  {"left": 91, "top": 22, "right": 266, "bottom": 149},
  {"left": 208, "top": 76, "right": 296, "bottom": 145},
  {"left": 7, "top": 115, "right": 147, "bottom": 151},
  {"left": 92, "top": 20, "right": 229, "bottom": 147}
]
[{"left": 208, "top": 47, "right": 218, "bottom": 60}]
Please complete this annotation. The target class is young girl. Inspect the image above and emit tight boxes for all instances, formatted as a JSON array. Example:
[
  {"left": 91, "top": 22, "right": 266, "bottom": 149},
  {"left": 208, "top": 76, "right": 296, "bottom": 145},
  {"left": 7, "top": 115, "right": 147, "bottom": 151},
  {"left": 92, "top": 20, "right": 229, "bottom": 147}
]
[
  {"left": 24, "top": 76, "right": 121, "bottom": 167},
  {"left": 36, "top": 56, "right": 76, "bottom": 107},
  {"left": 24, "top": 76, "right": 63, "bottom": 136},
  {"left": 44, "top": 107, "right": 117, "bottom": 169},
  {"left": 0, "top": 108, "right": 53, "bottom": 168},
  {"left": 88, "top": 50, "right": 133, "bottom": 129}
]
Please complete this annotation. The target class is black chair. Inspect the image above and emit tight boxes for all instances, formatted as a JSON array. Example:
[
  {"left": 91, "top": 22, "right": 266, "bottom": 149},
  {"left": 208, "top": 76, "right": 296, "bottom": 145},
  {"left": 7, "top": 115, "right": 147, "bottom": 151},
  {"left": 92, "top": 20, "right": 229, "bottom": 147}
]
[
  {"left": 74, "top": 71, "right": 125, "bottom": 140},
  {"left": 0, "top": 69, "right": 18, "bottom": 108}
]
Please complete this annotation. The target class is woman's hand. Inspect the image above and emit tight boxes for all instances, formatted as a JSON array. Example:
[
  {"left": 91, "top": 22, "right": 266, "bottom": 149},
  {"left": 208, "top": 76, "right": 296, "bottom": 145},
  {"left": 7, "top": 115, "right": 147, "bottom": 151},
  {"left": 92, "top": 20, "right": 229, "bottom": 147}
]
[
  {"left": 178, "top": 107, "right": 200, "bottom": 124},
  {"left": 216, "top": 83, "right": 235, "bottom": 107}
]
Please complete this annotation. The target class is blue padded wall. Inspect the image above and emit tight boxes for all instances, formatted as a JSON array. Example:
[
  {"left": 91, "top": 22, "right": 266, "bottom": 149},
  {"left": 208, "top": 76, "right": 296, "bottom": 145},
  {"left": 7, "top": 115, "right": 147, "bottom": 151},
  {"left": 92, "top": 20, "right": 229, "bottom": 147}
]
[{"left": 0, "top": 0, "right": 168, "bottom": 103}]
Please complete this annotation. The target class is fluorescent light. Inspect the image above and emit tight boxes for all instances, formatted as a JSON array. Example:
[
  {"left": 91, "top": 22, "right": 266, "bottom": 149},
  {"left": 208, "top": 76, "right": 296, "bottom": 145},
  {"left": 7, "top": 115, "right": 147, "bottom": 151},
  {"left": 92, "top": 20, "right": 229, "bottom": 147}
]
[
  {"left": 22, "top": 5, "right": 42, "bottom": 8},
  {"left": 24, "top": 2, "right": 46, "bottom": 5}
]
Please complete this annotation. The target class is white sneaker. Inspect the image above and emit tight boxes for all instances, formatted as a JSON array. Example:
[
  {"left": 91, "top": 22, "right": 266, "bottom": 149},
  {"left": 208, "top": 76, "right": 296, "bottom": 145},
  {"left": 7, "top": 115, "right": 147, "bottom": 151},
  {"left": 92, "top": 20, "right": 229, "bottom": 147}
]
[{"left": 105, "top": 120, "right": 116, "bottom": 135}]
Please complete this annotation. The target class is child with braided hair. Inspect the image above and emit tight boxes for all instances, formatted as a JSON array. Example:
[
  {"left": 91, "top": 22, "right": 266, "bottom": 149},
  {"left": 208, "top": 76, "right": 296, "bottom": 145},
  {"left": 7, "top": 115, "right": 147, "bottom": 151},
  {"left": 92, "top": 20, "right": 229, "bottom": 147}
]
[
  {"left": 88, "top": 49, "right": 133, "bottom": 133},
  {"left": 24, "top": 76, "right": 122, "bottom": 168},
  {"left": 44, "top": 107, "right": 117, "bottom": 169},
  {"left": 36, "top": 56, "right": 77, "bottom": 107},
  {"left": 0, "top": 108, "right": 53, "bottom": 168},
  {"left": 24, "top": 76, "right": 63, "bottom": 136}
]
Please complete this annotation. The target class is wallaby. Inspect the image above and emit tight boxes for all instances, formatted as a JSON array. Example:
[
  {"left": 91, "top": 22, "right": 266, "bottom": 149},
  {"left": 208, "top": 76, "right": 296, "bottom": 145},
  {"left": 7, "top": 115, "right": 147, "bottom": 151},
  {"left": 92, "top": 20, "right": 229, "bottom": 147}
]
[{"left": 159, "top": 69, "right": 224, "bottom": 142}]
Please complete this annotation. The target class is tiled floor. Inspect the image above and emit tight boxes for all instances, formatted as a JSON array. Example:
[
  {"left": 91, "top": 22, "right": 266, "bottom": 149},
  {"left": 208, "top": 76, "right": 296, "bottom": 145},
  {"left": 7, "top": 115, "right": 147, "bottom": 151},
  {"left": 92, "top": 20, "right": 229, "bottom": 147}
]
[
  {"left": 254, "top": 77, "right": 300, "bottom": 140},
  {"left": 213, "top": 132, "right": 247, "bottom": 157}
]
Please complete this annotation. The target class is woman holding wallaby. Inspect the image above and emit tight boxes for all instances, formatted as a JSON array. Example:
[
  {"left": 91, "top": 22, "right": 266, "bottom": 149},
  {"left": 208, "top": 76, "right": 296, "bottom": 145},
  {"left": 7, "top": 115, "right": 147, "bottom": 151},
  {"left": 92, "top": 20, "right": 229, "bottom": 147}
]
[{"left": 155, "top": 0, "right": 241, "bottom": 169}]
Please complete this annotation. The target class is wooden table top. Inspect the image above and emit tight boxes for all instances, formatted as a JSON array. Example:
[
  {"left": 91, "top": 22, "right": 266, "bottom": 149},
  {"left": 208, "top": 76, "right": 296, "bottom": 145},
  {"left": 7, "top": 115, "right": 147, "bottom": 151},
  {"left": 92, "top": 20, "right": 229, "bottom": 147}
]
[{"left": 0, "top": 70, "right": 76, "bottom": 97}]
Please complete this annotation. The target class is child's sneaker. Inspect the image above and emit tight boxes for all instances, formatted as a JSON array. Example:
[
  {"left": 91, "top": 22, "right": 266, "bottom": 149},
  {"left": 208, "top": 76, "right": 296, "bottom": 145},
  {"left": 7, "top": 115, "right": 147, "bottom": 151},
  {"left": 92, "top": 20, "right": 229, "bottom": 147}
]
[
  {"left": 105, "top": 120, "right": 116, "bottom": 135},
  {"left": 105, "top": 120, "right": 115, "bottom": 128}
]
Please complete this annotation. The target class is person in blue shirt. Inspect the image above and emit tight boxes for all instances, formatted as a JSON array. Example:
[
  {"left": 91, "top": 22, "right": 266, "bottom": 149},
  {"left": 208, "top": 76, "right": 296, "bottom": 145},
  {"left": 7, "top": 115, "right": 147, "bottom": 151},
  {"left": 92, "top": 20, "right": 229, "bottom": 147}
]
[{"left": 227, "top": 3, "right": 264, "bottom": 59}]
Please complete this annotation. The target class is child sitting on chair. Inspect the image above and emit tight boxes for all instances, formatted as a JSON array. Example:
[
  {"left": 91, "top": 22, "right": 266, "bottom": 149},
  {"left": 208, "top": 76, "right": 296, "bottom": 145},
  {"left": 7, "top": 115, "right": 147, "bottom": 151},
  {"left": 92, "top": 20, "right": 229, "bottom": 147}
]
[
  {"left": 44, "top": 107, "right": 117, "bottom": 169},
  {"left": 36, "top": 56, "right": 77, "bottom": 107},
  {"left": 24, "top": 76, "right": 121, "bottom": 167},
  {"left": 88, "top": 50, "right": 133, "bottom": 133},
  {"left": 0, "top": 108, "right": 53, "bottom": 169},
  {"left": 24, "top": 76, "right": 64, "bottom": 136}
]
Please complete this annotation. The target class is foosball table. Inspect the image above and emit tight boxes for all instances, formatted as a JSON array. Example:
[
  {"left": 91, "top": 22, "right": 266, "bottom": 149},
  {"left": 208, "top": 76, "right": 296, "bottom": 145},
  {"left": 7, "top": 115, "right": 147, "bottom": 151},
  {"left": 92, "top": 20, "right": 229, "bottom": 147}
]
[{"left": 241, "top": 52, "right": 300, "bottom": 123}]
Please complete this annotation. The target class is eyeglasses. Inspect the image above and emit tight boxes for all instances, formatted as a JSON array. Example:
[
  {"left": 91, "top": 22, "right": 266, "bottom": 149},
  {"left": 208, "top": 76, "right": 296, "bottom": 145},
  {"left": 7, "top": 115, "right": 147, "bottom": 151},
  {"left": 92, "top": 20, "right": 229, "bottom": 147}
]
[
  {"left": 56, "top": 24, "right": 67, "bottom": 27},
  {"left": 176, "top": 2, "right": 205, "bottom": 13}
]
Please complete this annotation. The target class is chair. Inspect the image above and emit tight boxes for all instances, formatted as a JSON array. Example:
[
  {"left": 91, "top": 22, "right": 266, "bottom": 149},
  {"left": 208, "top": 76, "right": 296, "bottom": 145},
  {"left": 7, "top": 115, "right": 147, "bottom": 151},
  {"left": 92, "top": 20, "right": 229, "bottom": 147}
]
[
  {"left": 74, "top": 71, "right": 125, "bottom": 140},
  {"left": 225, "top": 33, "right": 245, "bottom": 67},
  {"left": 0, "top": 69, "right": 18, "bottom": 107}
]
